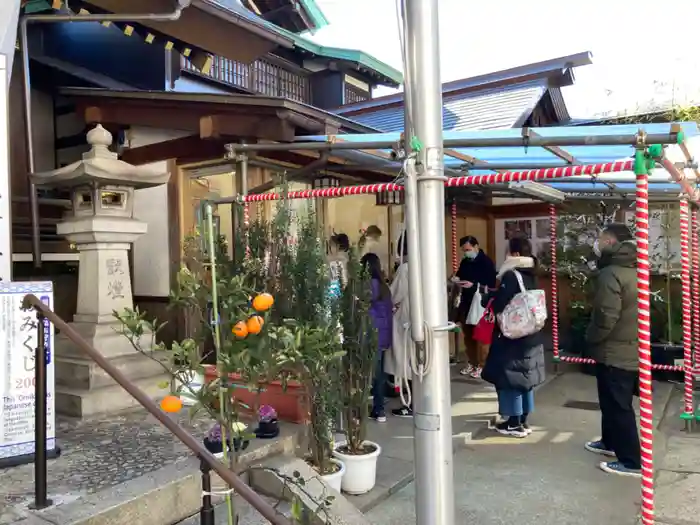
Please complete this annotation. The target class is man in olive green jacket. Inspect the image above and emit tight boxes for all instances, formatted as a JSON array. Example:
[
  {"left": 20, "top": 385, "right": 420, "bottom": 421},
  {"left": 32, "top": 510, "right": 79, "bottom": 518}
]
[{"left": 583, "top": 224, "right": 641, "bottom": 479}]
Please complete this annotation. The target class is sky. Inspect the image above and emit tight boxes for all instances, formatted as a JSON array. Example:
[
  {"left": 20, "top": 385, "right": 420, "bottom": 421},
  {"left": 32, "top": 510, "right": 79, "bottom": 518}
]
[{"left": 309, "top": 0, "right": 700, "bottom": 118}]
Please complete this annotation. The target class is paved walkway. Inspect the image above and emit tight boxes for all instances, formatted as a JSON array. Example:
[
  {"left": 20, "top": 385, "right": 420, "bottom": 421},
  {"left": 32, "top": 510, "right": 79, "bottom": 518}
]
[{"left": 368, "top": 371, "right": 681, "bottom": 525}]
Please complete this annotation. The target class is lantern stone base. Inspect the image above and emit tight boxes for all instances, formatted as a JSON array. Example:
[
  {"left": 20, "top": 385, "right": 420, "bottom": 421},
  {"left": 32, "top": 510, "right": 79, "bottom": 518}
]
[
  {"left": 53, "top": 214, "right": 168, "bottom": 418},
  {"left": 53, "top": 324, "right": 170, "bottom": 417}
]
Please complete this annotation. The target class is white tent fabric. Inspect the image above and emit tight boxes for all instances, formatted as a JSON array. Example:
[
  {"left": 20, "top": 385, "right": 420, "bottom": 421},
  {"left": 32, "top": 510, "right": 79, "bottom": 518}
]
[{"left": 0, "top": 0, "right": 20, "bottom": 85}]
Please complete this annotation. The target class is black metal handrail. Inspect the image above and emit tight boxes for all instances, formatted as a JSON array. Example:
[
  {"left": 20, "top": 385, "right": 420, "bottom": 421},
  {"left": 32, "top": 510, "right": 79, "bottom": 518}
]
[{"left": 21, "top": 294, "right": 291, "bottom": 525}]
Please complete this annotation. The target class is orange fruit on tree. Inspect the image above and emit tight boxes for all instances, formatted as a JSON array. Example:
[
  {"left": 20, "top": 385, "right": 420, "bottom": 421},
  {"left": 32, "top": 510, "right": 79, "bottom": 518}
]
[
  {"left": 160, "top": 395, "right": 183, "bottom": 413},
  {"left": 246, "top": 315, "right": 264, "bottom": 335},
  {"left": 252, "top": 293, "right": 274, "bottom": 312},
  {"left": 232, "top": 321, "right": 249, "bottom": 339}
]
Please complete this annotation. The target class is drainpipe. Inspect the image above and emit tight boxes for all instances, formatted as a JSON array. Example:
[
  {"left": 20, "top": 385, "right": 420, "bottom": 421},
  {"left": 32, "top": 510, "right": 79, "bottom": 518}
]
[{"left": 20, "top": 0, "right": 190, "bottom": 268}]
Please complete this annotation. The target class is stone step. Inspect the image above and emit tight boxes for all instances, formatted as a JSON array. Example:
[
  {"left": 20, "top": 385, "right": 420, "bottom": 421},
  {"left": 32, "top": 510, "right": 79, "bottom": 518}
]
[
  {"left": 17, "top": 426, "right": 299, "bottom": 525},
  {"left": 176, "top": 495, "right": 292, "bottom": 525},
  {"left": 55, "top": 373, "right": 171, "bottom": 417},
  {"left": 55, "top": 352, "right": 169, "bottom": 391}
]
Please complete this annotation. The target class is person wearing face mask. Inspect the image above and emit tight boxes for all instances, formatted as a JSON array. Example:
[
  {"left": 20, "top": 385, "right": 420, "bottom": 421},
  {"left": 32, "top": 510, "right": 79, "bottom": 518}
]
[
  {"left": 584, "top": 223, "right": 642, "bottom": 478},
  {"left": 453, "top": 235, "right": 497, "bottom": 378}
]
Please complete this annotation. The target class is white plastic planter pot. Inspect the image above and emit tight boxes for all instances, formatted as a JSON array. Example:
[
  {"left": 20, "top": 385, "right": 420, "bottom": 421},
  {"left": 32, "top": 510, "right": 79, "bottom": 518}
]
[
  {"left": 333, "top": 441, "right": 382, "bottom": 495},
  {"left": 321, "top": 458, "right": 346, "bottom": 493},
  {"left": 175, "top": 371, "right": 204, "bottom": 407}
]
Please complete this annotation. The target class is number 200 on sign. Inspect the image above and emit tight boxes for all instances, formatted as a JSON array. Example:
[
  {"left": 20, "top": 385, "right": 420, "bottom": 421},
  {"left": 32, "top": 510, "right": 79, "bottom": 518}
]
[{"left": 15, "top": 377, "right": 36, "bottom": 389}]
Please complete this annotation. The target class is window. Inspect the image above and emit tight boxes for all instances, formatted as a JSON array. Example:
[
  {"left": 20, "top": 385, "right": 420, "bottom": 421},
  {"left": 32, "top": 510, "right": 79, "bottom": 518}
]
[
  {"left": 181, "top": 55, "right": 310, "bottom": 103},
  {"left": 495, "top": 217, "right": 551, "bottom": 266}
]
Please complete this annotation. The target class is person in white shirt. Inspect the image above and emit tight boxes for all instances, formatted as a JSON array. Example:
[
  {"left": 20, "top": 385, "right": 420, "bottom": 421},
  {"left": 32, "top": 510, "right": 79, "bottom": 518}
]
[{"left": 360, "top": 225, "right": 389, "bottom": 269}]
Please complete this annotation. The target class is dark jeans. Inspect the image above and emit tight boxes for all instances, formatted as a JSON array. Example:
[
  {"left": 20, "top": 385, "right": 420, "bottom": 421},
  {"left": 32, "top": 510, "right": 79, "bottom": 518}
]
[
  {"left": 596, "top": 363, "right": 641, "bottom": 469},
  {"left": 497, "top": 388, "right": 534, "bottom": 417},
  {"left": 372, "top": 350, "right": 387, "bottom": 414}
]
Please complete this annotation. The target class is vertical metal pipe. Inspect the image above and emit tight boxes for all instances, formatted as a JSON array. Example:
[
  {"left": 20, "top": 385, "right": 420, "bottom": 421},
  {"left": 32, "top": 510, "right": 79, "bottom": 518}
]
[
  {"left": 404, "top": 1, "right": 455, "bottom": 524},
  {"left": 634, "top": 150, "right": 654, "bottom": 525},
  {"left": 199, "top": 457, "right": 215, "bottom": 525},
  {"left": 680, "top": 199, "right": 694, "bottom": 419},
  {"left": 240, "top": 153, "right": 250, "bottom": 258},
  {"left": 450, "top": 202, "right": 458, "bottom": 274},
  {"left": 693, "top": 208, "right": 700, "bottom": 376},
  {"left": 400, "top": 0, "right": 425, "bottom": 343},
  {"left": 549, "top": 204, "right": 560, "bottom": 361},
  {"left": 32, "top": 312, "right": 51, "bottom": 509},
  {"left": 19, "top": 20, "right": 42, "bottom": 268}
]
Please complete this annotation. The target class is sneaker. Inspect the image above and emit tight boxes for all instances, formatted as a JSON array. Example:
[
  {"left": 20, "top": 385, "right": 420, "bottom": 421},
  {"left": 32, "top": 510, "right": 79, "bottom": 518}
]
[
  {"left": 494, "top": 421, "right": 528, "bottom": 438},
  {"left": 522, "top": 422, "right": 533, "bottom": 435},
  {"left": 585, "top": 440, "right": 616, "bottom": 457},
  {"left": 449, "top": 357, "right": 458, "bottom": 366},
  {"left": 370, "top": 410, "right": 387, "bottom": 423},
  {"left": 392, "top": 406, "right": 413, "bottom": 418},
  {"left": 469, "top": 366, "right": 483, "bottom": 379},
  {"left": 459, "top": 365, "right": 474, "bottom": 376},
  {"left": 599, "top": 461, "right": 642, "bottom": 478}
]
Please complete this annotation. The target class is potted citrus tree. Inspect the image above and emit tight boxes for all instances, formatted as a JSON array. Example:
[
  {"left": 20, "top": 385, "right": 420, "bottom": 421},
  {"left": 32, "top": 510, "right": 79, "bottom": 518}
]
[
  {"left": 332, "top": 248, "right": 382, "bottom": 494},
  {"left": 267, "top": 206, "right": 347, "bottom": 491}
]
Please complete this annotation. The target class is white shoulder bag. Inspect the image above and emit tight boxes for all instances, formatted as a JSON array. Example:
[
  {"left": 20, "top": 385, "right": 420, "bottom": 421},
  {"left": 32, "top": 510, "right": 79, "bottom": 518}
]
[{"left": 497, "top": 270, "right": 547, "bottom": 339}]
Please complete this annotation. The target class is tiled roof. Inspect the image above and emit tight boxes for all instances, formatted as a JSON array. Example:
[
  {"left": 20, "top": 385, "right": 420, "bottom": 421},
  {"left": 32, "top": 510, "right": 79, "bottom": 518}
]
[{"left": 349, "top": 79, "right": 549, "bottom": 132}]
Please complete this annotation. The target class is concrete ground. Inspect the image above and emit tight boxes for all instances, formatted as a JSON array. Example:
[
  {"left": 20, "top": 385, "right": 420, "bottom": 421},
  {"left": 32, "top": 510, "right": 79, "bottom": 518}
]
[{"left": 367, "top": 371, "right": 681, "bottom": 525}]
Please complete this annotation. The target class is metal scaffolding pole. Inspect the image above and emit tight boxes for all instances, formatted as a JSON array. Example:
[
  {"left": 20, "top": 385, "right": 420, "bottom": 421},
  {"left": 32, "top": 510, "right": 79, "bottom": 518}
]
[
  {"left": 225, "top": 132, "right": 681, "bottom": 154},
  {"left": 404, "top": 1, "right": 455, "bottom": 523}
]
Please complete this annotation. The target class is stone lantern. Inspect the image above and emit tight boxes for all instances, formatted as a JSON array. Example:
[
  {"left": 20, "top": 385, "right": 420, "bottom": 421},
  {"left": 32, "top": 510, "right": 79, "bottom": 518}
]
[{"left": 31, "top": 125, "right": 171, "bottom": 417}]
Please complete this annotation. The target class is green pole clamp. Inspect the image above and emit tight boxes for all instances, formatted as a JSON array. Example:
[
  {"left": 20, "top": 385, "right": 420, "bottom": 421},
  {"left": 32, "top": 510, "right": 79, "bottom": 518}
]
[
  {"left": 552, "top": 355, "right": 561, "bottom": 363},
  {"left": 677, "top": 130, "right": 686, "bottom": 145},
  {"left": 410, "top": 136, "right": 423, "bottom": 152},
  {"left": 647, "top": 144, "right": 663, "bottom": 159},
  {"left": 634, "top": 149, "right": 649, "bottom": 176}
]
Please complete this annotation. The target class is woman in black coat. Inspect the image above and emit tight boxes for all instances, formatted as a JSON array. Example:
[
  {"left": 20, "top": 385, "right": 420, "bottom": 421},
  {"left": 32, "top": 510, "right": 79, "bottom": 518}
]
[{"left": 481, "top": 235, "right": 545, "bottom": 438}]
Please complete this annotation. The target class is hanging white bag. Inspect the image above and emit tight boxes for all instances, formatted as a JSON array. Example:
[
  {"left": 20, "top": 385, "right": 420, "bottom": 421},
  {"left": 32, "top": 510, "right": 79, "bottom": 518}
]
[
  {"left": 465, "top": 287, "right": 485, "bottom": 325},
  {"left": 497, "top": 270, "right": 548, "bottom": 339}
]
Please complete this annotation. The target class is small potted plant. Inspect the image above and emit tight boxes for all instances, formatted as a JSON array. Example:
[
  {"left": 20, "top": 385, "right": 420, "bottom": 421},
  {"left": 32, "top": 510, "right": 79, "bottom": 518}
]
[
  {"left": 332, "top": 249, "right": 382, "bottom": 494},
  {"left": 255, "top": 404, "right": 280, "bottom": 439},
  {"left": 203, "top": 421, "right": 250, "bottom": 457}
]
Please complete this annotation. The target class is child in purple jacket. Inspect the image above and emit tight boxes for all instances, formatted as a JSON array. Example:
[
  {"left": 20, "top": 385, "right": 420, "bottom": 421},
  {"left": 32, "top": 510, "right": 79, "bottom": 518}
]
[{"left": 361, "top": 253, "right": 393, "bottom": 422}]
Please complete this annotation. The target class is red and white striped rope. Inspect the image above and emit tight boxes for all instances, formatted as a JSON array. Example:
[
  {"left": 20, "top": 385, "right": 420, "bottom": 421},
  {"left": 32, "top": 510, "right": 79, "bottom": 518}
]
[
  {"left": 556, "top": 355, "right": 685, "bottom": 371},
  {"left": 636, "top": 168, "right": 654, "bottom": 525},
  {"left": 242, "top": 160, "right": 636, "bottom": 202},
  {"left": 693, "top": 208, "right": 700, "bottom": 379},
  {"left": 549, "top": 204, "right": 560, "bottom": 360},
  {"left": 243, "top": 203, "right": 251, "bottom": 257},
  {"left": 451, "top": 202, "right": 458, "bottom": 274},
  {"left": 445, "top": 160, "right": 634, "bottom": 187},
  {"left": 681, "top": 199, "right": 694, "bottom": 417}
]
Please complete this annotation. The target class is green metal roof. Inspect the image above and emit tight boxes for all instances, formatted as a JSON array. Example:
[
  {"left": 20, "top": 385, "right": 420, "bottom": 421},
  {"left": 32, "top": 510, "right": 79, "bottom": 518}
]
[
  {"left": 276, "top": 26, "right": 403, "bottom": 86},
  {"left": 298, "top": 0, "right": 329, "bottom": 32},
  {"left": 22, "top": 0, "right": 53, "bottom": 14}
]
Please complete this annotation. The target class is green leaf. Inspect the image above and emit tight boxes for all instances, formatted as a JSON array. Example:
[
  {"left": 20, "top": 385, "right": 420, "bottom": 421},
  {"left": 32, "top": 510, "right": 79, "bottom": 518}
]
[{"left": 291, "top": 498, "right": 303, "bottom": 521}]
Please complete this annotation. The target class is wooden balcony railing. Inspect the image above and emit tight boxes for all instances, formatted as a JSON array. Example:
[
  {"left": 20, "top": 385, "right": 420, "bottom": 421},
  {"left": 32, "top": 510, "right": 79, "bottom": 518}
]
[
  {"left": 343, "top": 84, "right": 370, "bottom": 105},
  {"left": 182, "top": 54, "right": 311, "bottom": 104}
]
